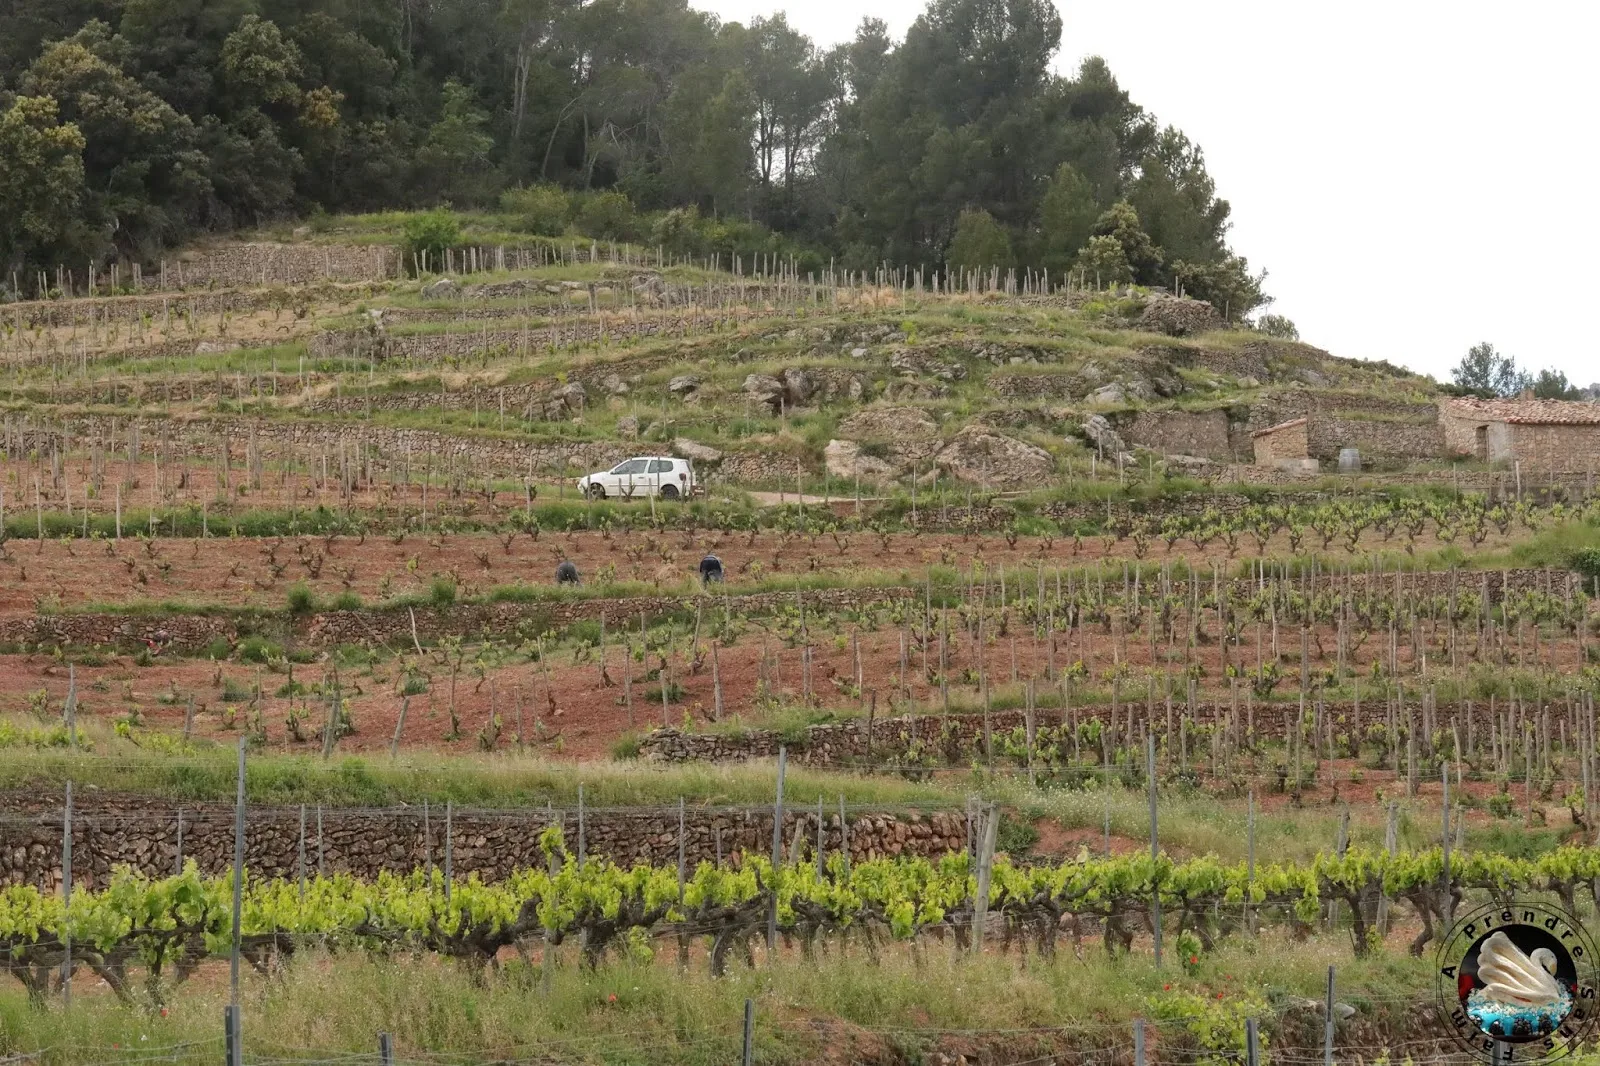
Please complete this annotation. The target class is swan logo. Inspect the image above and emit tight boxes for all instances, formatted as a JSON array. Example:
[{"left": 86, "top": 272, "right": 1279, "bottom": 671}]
[{"left": 1437, "top": 903, "right": 1599, "bottom": 1062}]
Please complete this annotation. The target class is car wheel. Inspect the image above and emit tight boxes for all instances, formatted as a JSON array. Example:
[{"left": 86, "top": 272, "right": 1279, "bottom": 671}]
[
  {"left": 659, "top": 484, "right": 679, "bottom": 500},
  {"left": 587, "top": 484, "right": 607, "bottom": 500}
]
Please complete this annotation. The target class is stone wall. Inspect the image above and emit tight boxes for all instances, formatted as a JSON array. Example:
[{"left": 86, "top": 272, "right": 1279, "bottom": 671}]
[
  {"left": 0, "top": 586, "right": 915, "bottom": 654},
  {"left": 6, "top": 413, "right": 629, "bottom": 481},
  {"left": 641, "top": 691, "right": 1519, "bottom": 767},
  {"left": 0, "top": 568, "right": 1570, "bottom": 656},
  {"left": 1507, "top": 424, "right": 1600, "bottom": 474},
  {"left": 1305, "top": 417, "right": 1442, "bottom": 465},
  {"left": 1441, "top": 411, "right": 1600, "bottom": 474},
  {"left": 6, "top": 284, "right": 378, "bottom": 331},
  {"left": 1252, "top": 418, "right": 1309, "bottom": 464},
  {"left": 1122, "top": 409, "right": 1240, "bottom": 460},
  {"left": 1440, "top": 409, "right": 1486, "bottom": 459},
  {"left": 154, "top": 244, "right": 401, "bottom": 290},
  {"left": 304, "top": 586, "right": 916, "bottom": 648},
  {"left": 1241, "top": 394, "right": 1443, "bottom": 463},
  {"left": 0, "top": 793, "right": 967, "bottom": 890},
  {"left": 310, "top": 313, "right": 739, "bottom": 362}
]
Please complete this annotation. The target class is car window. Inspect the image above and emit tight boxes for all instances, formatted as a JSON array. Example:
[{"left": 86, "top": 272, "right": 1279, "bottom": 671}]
[
  {"left": 648, "top": 460, "right": 673, "bottom": 473},
  {"left": 612, "top": 459, "right": 647, "bottom": 475}
]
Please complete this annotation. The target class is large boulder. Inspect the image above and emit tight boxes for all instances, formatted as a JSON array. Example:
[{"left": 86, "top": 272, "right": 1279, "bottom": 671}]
[
  {"left": 932, "top": 426, "right": 1053, "bottom": 487},
  {"left": 667, "top": 374, "right": 701, "bottom": 396},
  {"left": 838, "top": 405, "right": 938, "bottom": 441},
  {"left": 890, "top": 350, "right": 967, "bottom": 381},
  {"left": 674, "top": 437, "right": 723, "bottom": 463},
  {"left": 824, "top": 440, "right": 896, "bottom": 484},
  {"left": 421, "top": 277, "right": 460, "bottom": 300},
  {"left": 601, "top": 373, "right": 630, "bottom": 396},
  {"left": 742, "top": 373, "right": 784, "bottom": 402},
  {"left": 617, "top": 415, "right": 640, "bottom": 439},
  {"left": 557, "top": 381, "right": 586, "bottom": 412},
  {"left": 1086, "top": 383, "right": 1130, "bottom": 406},
  {"left": 742, "top": 370, "right": 819, "bottom": 412},
  {"left": 1137, "top": 295, "right": 1221, "bottom": 337},
  {"left": 780, "top": 367, "right": 817, "bottom": 406},
  {"left": 1081, "top": 414, "right": 1127, "bottom": 456}
]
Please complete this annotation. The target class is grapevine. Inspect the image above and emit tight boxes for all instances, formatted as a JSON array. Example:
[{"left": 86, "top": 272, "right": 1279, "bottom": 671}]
[{"left": 11, "top": 839, "right": 1600, "bottom": 1002}]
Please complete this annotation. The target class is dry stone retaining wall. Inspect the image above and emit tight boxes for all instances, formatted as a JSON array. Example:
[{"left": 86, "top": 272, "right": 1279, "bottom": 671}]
[
  {"left": 0, "top": 794, "right": 966, "bottom": 890},
  {"left": 154, "top": 244, "right": 401, "bottom": 290},
  {"left": 2, "top": 571, "right": 1567, "bottom": 655},
  {"left": 1122, "top": 409, "right": 1240, "bottom": 461}
]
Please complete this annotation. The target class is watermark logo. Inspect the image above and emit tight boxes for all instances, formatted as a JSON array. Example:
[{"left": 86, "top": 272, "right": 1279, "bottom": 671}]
[{"left": 1437, "top": 902, "right": 1599, "bottom": 1062}]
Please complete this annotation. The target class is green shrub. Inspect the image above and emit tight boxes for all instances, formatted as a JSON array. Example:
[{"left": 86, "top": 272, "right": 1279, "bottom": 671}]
[
  {"left": 500, "top": 185, "right": 569, "bottom": 236},
  {"left": 430, "top": 576, "right": 457, "bottom": 607},
  {"left": 650, "top": 206, "right": 701, "bottom": 257},
  {"left": 1571, "top": 547, "right": 1600, "bottom": 582},
  {"left": 239, "top": 637, "right": 281, "bottom": 663},
  {"left": 286, "top": 583, "right": 317, "bottom": 615},
  {"left": 400, "top": 211, "right": 462, "bottom": 274},
  {"left": 578, "top": 191, "right": 636, "bottom": 241},
  {"left": 995, "top": 813, "right": 1040, "bottom": 859},
  {"left": 331, "top": 591, "right": 364, "bottom": 611}
]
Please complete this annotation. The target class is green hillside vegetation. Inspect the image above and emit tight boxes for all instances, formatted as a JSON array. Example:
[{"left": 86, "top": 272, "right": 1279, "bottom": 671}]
[{"left": 1, "top": 0, "right": 1265, "bottom": 321}]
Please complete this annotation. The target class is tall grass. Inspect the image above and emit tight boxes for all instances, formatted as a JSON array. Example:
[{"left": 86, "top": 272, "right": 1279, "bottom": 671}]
[
  {"left": 0, "top": 934, "right": 1428, "bottom": 1065},
  {"left": 0, "top": 747, "right": 957, "bottom": 811}
]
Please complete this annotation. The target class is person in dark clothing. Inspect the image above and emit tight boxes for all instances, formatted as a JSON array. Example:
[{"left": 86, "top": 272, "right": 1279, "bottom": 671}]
[
  {"left": 699, "top": 554, "right": 723, "bottom": 585},
  {"left": 556, "top": 560, "right": 581, "bottom": 585}
]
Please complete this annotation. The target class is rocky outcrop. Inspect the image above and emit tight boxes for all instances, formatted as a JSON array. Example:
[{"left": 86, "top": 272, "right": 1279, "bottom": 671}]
[
  {"left": 1137, "top": 295, "right": 1221, "bottom": 337},
  {"left": 838, "top": 405, "right": 938, "bottom": 440},
  {"left": 889, "top": 350, "right": 967, "bottom": 381},
  {"left": 674, "top": 437, "right": 723, "bottom": 463},
  {"left": 824, "top": 440, "right": 896, "bottom": 483},
  {"left": 932, "top": 426, "right": 1053, "bottom": 486},
  {"left": 1081, "top": 414, "right": 1127, "bottom": 456}
]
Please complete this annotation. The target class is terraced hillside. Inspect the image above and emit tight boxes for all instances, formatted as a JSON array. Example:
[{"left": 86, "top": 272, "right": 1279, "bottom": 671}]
[
  {"left": 1, "top": 233, "right": 1454, "bottom": 510},
  {"left": 5, "top": 226, "right": 1600, "bottom": 1066}
]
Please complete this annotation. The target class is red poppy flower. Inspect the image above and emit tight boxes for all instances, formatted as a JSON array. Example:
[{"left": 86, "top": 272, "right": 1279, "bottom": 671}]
[{"left": 1163, "top": 984, "right": 1171, "bottom": 991}]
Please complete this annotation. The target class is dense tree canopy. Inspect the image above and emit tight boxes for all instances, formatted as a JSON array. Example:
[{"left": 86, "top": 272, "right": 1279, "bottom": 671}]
[{"left": 0, "top": 0, "right": 1268, "bottom": 317}]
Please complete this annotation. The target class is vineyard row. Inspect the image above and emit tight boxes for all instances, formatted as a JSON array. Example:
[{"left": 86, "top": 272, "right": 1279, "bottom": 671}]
[{"left": 6, "top": 833, "right": 1600, "bottom": 1005}]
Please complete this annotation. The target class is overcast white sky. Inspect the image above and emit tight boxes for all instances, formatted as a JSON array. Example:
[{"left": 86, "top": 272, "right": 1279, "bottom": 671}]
[{"left": 694, "top": 0, "right": 1600, "bottom": 386}]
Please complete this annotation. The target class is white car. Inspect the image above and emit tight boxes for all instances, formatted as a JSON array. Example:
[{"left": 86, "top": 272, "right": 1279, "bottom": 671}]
[{"left": 578, "top": 456, "right": 696, "bottom": 500}]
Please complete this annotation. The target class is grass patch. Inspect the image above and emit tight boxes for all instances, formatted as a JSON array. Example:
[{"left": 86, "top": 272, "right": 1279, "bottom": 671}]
[
  {"left": 0, "top": 749, "right": 959, "bottom": 810},
  {"left": 0, "top": 933, "right": 1431, "bottom": 1065}
]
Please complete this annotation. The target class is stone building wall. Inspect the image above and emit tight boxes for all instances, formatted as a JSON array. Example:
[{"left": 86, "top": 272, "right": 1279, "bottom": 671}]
[
  {"left": 1305, "top": 418, "right": 1443, "bottom": 464},
  {"left": 1507, "top": 424, "right": 1600, "bottom": 474},
  {"left": 1252, "top": 418, "right": 1309, "bottom": 464},
  {"left": 1440, "top": 409, "right": 1485, "bottom": 459}
]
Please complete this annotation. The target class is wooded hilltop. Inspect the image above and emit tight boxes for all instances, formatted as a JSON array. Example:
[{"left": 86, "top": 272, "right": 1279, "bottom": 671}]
[{"left": 0, "top": 0, "right": 1267, "bottom": 317}]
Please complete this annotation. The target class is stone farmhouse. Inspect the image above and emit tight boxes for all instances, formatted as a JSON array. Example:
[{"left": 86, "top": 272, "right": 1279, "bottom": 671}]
[{"left": 1440, "top": 396, "right": 1600, "bottom": 473}]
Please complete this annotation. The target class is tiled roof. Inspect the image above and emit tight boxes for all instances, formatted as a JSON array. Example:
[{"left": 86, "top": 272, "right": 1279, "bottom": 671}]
[
  {"left": 1251, "top": 417, "right": 1307, "bottom": 438},
  {"left": 1445, "top": 397, "right": 1600, "bottom": 426}
]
